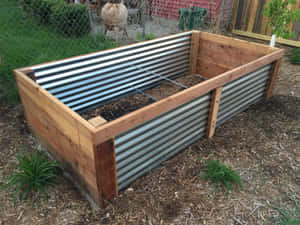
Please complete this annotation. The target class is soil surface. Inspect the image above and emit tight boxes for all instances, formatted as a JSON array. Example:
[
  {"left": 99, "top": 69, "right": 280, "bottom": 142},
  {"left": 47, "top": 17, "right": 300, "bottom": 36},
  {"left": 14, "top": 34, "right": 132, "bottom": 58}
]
[
  {"left": 0, "top": 40, "right": 299, "bottom": 225},
  {"left": 82, "top": 74, "right": 205, "bottom": 121}
]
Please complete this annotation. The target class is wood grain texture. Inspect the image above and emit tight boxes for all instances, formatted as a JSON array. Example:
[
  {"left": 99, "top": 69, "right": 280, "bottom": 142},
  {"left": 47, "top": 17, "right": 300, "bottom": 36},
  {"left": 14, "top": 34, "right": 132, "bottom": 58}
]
[
  {"left": 247, "top": 0, "right": 259, "bottom": 32},
  {"left": 189, "top": 31, "right": 200, "bottom": 75},
  {"left": 265, "top": 59, "right": 282, "bottom": 100},
  {"left": 88, "top": 116, "right": 107, "bottom": 127},
  {"left": 94, "top": 48, "right": 284, "bottom": 145},
  {"left": 207, "top": 87, "right": 223, "bottom": 138},
  {"left": 14, "top": 70, "right": 101, "bottom": 204},
  {"left": 196, "top": 32, "right": 272, "bottom": 78},
  {"left": 229, "top": 0, "right": 240, "bottom": 31},
  {"left": 94, "top": 139, "right": 118, "bottom": 206}
]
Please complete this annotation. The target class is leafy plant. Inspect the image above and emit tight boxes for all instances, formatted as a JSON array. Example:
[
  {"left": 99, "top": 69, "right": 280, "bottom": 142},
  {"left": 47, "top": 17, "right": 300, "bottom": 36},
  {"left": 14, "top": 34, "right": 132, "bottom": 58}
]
[
  {"left": 199, "top": 159, "right": 243, "bottom": 192},
  {"left": 0, "top": 150, "right": 61, "bottom": 203},
  {"left": 264, "top": 0, "right": 300, "bottom": 39},
  {"left": 290, "top": 48, "right": 300, "bottom": 65},
  {"left": 136, "top": 32, "right": 155, "bottom": 41}
]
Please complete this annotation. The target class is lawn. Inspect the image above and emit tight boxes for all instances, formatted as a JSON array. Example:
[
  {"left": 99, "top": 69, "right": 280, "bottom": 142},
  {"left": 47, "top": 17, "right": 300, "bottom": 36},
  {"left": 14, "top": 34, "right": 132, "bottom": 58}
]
[{"left": 0, "top": 0, "right": 115, "bottom": 105}]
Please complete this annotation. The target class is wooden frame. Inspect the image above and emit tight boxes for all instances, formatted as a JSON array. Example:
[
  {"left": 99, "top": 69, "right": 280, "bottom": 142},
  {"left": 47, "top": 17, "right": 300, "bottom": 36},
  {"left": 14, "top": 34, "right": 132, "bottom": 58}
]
[{"left": 14, "top": 31, "right": 284, "bottom": 207}]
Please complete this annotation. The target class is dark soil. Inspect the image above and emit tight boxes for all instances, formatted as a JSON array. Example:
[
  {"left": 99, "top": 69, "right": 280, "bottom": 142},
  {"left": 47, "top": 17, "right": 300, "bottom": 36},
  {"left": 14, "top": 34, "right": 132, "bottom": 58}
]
[
  {"left": 0, "top": 41, "right": 299, "bottom": 225},
  {"left": 82, "top": 74, "right": 205, "bottom": 121}
]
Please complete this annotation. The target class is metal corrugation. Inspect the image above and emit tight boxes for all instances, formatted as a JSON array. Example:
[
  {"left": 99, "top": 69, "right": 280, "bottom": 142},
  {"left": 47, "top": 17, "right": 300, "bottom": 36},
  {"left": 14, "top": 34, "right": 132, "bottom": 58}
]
[
  {"left": 32, "top": 32, "right": 192, "bottom": 112},
  {"left": 115, "top": 93, "right": 211, "bottom": 190},
  {"left": 216, "top": 64, "right": 272, "bottom": 127}
]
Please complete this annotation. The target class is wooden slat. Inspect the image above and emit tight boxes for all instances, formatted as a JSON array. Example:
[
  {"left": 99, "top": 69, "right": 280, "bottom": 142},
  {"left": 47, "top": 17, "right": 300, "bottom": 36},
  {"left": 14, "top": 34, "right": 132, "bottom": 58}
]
[
  {"left": 232, "top": 29, "right": 300, "bottom": 47},
  {"left": 207, "top": 87, "right": 223, "bottom": 138},
  {"left": 247, "top": 0, "right": 259, "bottom": 32},
  {"left": 260, "top": 0, "right": 271, "bottom": 35},
  {"left": 235, "top": 0, "right": 245, "bottom": 29},
  {"left": 265, "top": 59, "right": 282, "bottom": 100},
  {"left": 94, "top": 139, "right": 118, "bottom": 206},
  {"left": 229, "top": 0, "right": 240, "bottom": 31},
  {"left": 241, "top": 0, "right": 251, "bottom": 31},
  {"left": 196, "top": 32, "right": 273, "bottom": 78},
  {"left": 93, "top": 48, "right": 284, "bottom": 145},
  {"left": 189, "top": 31, "right": 200, "bottom": 75},
  {"left": 253, "top": 0, "right": 266, "bottom": 33}
]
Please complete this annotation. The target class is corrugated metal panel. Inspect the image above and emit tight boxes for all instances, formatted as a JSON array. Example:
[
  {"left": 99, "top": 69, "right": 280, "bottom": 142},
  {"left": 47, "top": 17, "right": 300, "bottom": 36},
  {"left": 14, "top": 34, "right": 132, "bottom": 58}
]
[
  {"left": 115, "top": 93, "right": 211, "bottom": 190},
  {"left": 32, "top": 32, "right": 192, "bottom": 112},
  {"left": 216, "top": 64, "right": 272, "bottom": 127}
]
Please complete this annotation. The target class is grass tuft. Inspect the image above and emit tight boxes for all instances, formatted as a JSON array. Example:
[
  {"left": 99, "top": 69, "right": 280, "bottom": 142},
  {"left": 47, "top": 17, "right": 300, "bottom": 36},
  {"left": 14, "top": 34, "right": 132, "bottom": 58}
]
[
  {"left": 199, "top": 158, "right": 243, "bottom": 192},
  {"left": 136, "top": 32, "right": 155, "bottom": 41},
  {"left": 274, "top": 197, "right": 300, "bottom": 225},
  {"left": 0, "top": 149, "right": 61, "bottom": 203}
]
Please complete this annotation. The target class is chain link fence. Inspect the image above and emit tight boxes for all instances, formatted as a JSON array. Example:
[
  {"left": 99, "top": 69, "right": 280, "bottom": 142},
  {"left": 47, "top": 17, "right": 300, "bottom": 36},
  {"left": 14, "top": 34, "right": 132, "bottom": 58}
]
[{"left": 0, "top": 0, "right": 233, "bottom": 104}]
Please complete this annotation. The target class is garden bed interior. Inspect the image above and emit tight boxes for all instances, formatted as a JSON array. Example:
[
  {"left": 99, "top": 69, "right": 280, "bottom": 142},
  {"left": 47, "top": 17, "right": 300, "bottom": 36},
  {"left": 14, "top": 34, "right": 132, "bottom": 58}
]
[{"left": 14, "top": 31, "right": 284, "bottom": 207}]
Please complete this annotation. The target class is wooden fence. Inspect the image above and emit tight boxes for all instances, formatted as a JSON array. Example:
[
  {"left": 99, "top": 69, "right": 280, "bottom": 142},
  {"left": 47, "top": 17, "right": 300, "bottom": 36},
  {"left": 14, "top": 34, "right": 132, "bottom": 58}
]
[{"left": 230, "top": 0, "right": 300, "bottom": 47}]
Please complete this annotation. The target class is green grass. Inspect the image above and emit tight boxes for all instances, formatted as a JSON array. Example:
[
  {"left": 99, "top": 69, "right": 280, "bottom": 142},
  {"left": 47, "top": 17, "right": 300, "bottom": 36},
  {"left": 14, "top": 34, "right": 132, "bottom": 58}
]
[
  {"left": 136, "top": 32, "right": 155, "bottom": 41},
  {"left": 0, "top": 0, "right": 115, "bottom": 105},
  {"left": 273, "top": 197, "right": 300, "bottom": 225},
  {"left": 199, "top": 158, "right": 243, "bottom": 192},
  {"left": 275, "top": 207, "right": 300, "bottom": 225},
  {"left": 0, "top": 150, "right": 61, "bottom": 203},
  {"left": 290, "top": 48, "right": 300, "bottom": 65}
]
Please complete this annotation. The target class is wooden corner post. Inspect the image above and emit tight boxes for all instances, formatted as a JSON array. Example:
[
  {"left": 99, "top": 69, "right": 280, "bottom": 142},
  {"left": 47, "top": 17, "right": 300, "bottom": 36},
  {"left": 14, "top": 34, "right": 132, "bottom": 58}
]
[
  {"left": 189, "top": 31, "right": 200, "bottom": 75},
  {"left": 89, "top": 117, "right": 118, "bottom": 206},
  {"left": 207, "top": 87, "right": 223, "bottom": 139},
  {"left": 265, "top": 59, "right": 282, "bottom": 100}
]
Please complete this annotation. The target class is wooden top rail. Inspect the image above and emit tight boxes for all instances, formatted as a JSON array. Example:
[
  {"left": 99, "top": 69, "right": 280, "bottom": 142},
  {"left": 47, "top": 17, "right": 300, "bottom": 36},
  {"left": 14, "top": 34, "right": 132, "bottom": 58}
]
[{"left": 93, "top": 48, "right": 284, "bottom": 145}]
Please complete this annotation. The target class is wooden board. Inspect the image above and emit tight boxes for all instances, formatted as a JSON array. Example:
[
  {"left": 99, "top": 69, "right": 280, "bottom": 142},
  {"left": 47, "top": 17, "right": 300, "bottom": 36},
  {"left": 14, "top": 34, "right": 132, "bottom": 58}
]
[
  {"left": 265, "top": 59, "right": 282, "bottom": 100},
  {"left": 14, "top": 70, "right": 102, "bottom": 204},
  {"left": 189, "top": 31, "right": 200, "bottom": 75},
  {"left": 196, "top": 32, "right": 273, "bottom": 78},
  {"left": 232, "top": 29, "right": 300, "bottom": 48},
  {"left": 207, "top": 87, "right": 223, "bottom": 138}
]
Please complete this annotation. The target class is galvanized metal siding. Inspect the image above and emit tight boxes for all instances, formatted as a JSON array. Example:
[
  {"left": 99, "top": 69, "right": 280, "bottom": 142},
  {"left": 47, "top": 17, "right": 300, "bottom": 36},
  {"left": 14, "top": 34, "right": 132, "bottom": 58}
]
[
  {"left": 216, "top": 64, "right": 272, "bottom": 127},
  {"left": 115, "top": 93, "right": 211, "bottom": 190},
  {"left": 32, "top": 32, "right": 192, "bottom": 112}
]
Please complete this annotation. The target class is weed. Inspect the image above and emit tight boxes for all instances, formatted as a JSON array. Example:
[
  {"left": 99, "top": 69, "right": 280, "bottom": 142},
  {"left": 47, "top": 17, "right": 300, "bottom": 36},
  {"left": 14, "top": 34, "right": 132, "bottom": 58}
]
[
  {"left": 199, "top": 159, "right": 243, "bottom": 192},
  {"left": 272, "top": 196, "right": 300, "bottom": 225},
  {"left": 0, "top": 150, "right": 61, "bottom": 203},
  {"left": 290, "top": 48, "right": 300, "bottom": 65},
  {"left": 136, "top": 32, "right": 155, "bottom": 41}
]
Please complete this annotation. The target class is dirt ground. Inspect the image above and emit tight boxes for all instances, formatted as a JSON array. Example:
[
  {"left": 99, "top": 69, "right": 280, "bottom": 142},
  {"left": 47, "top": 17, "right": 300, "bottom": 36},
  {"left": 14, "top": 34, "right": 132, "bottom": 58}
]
[{"left": 0, "top": 40, "right": 300, "bottom": 224}]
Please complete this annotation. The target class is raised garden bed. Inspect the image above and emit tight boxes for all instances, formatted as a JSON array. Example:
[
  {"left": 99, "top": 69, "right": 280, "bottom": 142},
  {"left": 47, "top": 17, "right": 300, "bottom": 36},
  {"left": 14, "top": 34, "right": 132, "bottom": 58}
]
[{"left": 14, "top": 31, "right": 284, "bottom": 207}]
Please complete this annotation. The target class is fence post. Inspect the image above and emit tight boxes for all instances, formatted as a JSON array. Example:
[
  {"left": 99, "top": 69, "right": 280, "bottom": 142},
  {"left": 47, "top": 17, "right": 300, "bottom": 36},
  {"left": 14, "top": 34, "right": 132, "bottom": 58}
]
[
  {"left": 141, "top": 0, "right": 146, "bottom": 40},
  {"left": 265, "top": 59, "right": 282, "bottom": 100},
  {"left": 207, "top": 87, "right": 223, "bottom": 138},
  {"left": 189, "top": 31, "right": 200, "bottom": 75},
  {"left": 89, "top": 116, "right": 118, "bottom": 206}
]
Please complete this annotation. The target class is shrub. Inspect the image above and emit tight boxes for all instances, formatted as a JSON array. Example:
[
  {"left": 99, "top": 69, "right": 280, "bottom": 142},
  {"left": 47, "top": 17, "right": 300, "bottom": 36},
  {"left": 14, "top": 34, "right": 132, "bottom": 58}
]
[
  {"left": 51, "top": 3, "right": 91, "bottom": 37},
  {"left": 199, "top": 158, "right": 243, "bottom": 192},
  {"left": 19, "top": 0, "right": 32, "bottom": 12},
  {"left": 30, "top": 0, "right": 62, "bottom": 24},
  {"left": 0, "top": 150, "right": 61, "bottom": 203},
  {"left": 290, "top": 48, "right": 300, "bottom": 65}
]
